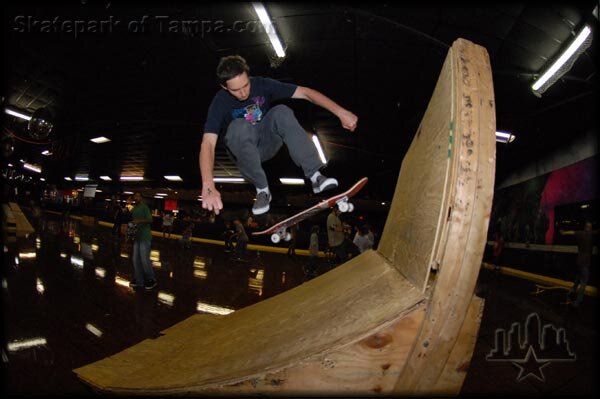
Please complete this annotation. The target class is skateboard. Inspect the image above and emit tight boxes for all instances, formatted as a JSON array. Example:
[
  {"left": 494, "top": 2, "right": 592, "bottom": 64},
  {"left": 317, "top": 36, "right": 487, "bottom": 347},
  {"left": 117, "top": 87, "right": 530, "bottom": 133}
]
[
  {"left": 252, "top": 177, "right": 368, "bottom": 244},
  {"left": 531, "top": 284, "right": 570, "bottom": 295}
]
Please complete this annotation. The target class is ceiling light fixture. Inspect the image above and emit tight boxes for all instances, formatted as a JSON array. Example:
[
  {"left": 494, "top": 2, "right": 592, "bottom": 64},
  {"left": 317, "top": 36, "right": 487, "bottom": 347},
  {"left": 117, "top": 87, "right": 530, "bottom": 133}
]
[
  {"left": 531, "top": 25, "right": 592, "bottom": 96},
  {"left": 99, "top": 176, "right": 112, "bottom": 181},
  {"left": 41, "top": 150, "right": 52, "bottom": 156},
  {"left": 213, "top": 177, "right": 245, "bottom": 183},
  {"left": 4, "top": 108, "right": 32, "bottom": 121},
  {"left": 164, "top": 175, "right": 183, "bottom": 181},
  {"left": 312, "top": 134, "right": 327, "bottom": 164},
  {"left": 23, "top": 163, "right": 42, "bottom": 173},
  {"left": 90, "top": 136, "right": 111, "bottom": 143},
  {"left": 280, "top": 178, "right": 305, "bottom": 185},
  {"left": 120, "top": 176, "right": 144, "bottom": 181},
  {"left": 252, "top": 2, "right": 286, "bottom": 58},
  {"left": 495, "top": 131, "right": 516, "bottom": 144}
]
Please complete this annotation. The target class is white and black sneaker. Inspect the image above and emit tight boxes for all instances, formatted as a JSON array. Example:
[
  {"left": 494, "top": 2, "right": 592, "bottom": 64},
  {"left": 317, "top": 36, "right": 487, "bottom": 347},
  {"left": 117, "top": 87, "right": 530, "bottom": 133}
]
[
  {"left": 252, "top": 191, "right": 272, "bottom": 215},
  {"left": 129, "top": 280, "right": 142, "bottom": 289},
  {"left": 312, "top": 174, "right": 338, "bottom": 194}
]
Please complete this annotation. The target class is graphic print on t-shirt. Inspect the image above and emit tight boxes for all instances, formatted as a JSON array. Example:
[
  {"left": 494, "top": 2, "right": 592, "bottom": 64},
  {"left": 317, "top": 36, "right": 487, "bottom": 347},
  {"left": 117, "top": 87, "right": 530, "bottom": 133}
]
[{"left": 231, "top": 96, "right": 266, "bottom": 125}]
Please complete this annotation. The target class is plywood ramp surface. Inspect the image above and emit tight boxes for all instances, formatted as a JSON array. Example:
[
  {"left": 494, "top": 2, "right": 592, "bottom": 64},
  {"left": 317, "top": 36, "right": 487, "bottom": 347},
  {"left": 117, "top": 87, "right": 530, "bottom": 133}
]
[
  {"left": 74, "top": 38, "right": 495, "bottom": 396},
  {"left": 75, "top": 250, "right": 425, "bottom": 394}
]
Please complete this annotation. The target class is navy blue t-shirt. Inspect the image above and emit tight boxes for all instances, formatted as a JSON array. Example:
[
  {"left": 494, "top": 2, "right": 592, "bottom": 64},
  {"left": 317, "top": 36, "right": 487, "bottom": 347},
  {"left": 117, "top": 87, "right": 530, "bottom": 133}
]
[{"left": 203, "top": 76, "right": 297, "bottom": 137}]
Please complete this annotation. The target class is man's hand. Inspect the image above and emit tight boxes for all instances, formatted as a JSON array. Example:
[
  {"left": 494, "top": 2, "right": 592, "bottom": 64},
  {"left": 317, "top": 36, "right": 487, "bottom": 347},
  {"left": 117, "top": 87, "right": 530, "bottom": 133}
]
[
  {"left": 338, "top": 109, "right": 358, "bottom": 132},
  {"left": 202, "top": 186, "right": 223, "bottom": 215}
]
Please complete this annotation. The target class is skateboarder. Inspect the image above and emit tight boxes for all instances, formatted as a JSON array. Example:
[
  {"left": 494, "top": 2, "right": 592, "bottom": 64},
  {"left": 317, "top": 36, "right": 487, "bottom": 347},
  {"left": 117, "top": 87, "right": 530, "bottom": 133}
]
[{"left": 199, "top": 55, "right": 358, "bottom": 215}]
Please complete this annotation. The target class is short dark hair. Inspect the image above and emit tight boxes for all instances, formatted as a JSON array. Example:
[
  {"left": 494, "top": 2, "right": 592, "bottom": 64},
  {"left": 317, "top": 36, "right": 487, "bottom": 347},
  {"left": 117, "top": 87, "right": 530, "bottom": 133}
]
[{"left": 216, "top": 55, "right": 250, "bottom": 85}]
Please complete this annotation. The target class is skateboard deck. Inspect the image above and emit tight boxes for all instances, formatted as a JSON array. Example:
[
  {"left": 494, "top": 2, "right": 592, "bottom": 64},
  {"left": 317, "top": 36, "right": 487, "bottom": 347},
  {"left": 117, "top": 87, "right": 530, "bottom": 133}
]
[
  {"left": 531, "top": 284, "right": 570, "bottom": 295},
  {"left": 253, "top": 177, "right": 368, "bottom": 243}
]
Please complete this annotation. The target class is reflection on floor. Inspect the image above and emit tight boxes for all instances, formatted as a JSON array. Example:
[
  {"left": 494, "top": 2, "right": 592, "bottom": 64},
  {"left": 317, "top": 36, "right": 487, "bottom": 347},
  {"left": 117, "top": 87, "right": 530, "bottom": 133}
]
[{"left": 2, "top": 213, "right": 598, "bottom": 395}]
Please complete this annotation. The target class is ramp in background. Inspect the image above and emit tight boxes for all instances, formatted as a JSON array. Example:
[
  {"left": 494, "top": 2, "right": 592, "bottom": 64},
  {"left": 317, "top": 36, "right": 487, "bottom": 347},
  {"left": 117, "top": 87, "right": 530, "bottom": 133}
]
[{"left": 74, "top": 38, "right": 496, "bottom": 395}]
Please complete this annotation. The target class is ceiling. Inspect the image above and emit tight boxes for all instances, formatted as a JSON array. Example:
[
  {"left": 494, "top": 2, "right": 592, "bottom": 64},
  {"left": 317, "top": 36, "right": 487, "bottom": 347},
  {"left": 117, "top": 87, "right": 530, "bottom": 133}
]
[{"left": 2, "top": 2, "right": 598, "bottom": 204}]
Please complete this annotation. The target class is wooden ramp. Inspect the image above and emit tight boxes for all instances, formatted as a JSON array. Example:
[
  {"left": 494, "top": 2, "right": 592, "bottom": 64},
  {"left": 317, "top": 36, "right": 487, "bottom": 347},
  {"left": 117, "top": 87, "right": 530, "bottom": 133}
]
[{"left": 74, "top": 38, "right": 496, "bottom": 395}]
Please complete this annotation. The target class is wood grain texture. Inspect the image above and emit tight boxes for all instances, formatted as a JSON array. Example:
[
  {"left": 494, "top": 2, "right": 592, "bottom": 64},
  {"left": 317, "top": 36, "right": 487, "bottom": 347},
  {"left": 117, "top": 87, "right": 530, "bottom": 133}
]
[
  {"left": 377, "top": 53, "right": 455, "bottom": 291},
  {"left": 429, "top": 295, "right": 485, "bottom": 395},
  {"left": 393, "top": 38, "right": 496, "bottom": 393},
  {"left": 74, "top": 250, "right": 425, "bottom": 394}
]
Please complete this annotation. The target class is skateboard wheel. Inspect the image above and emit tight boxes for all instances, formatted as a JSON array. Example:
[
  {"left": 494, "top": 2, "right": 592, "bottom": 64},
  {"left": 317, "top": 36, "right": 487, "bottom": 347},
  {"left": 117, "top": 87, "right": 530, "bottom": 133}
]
[
  {"left": 271, "top": 233, "right": 281, "bottom": 244},
  {"left": 338, "top": 201, "right": 349, "bottom": 213},
  {"left": 284, "top": 232, "right": 292, "bottom": 242},
  {"left": 347, "top": 203, "right": 354, "bottom": 212}
]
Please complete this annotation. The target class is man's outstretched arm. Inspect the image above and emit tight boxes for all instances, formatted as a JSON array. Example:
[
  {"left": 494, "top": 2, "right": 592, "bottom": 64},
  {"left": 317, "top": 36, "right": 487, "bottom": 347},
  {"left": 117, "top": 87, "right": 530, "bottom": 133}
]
[
  {"left": 292, "top": 86, "right": 358, "bottom": 132},
  {"left": 199, "top": 133, "right": 223, "bottom": 215}
]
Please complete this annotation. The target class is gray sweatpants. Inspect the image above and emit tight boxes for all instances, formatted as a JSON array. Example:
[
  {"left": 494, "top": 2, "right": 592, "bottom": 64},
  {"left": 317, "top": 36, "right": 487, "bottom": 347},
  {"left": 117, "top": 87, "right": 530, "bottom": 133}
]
[{"left": 224, "top": 104, "right": 324, "bottom": 189}]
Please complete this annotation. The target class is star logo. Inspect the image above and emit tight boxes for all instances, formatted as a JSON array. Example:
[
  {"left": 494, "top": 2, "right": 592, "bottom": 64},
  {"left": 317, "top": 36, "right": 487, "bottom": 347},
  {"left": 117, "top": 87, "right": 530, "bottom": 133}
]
[{"left": 512, "top": 345, "right": 551, "bottom": 382}]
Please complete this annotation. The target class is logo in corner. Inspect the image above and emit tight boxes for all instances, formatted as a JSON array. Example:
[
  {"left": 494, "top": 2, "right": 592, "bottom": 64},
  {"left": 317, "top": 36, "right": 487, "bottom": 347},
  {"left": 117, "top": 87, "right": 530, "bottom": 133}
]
[{"left": 486, "top": 313, "right": 576, "bottom": 382}]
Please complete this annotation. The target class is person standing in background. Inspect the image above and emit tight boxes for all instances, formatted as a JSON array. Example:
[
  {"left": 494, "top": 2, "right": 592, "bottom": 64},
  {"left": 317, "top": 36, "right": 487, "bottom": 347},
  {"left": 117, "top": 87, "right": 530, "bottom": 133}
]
[
  {"left": 129, "top": 192, "right": 157, "bottom": 291},
  {"left": 560, "top": 221, "right": 597, "bottom": 307}
]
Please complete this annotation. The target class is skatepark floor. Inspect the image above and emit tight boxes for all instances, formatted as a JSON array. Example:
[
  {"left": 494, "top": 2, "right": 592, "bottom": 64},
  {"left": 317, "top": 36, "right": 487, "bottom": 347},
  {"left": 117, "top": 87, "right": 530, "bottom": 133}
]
[{"left": 3, "top": 213, "right": 598, "bottom": 396}]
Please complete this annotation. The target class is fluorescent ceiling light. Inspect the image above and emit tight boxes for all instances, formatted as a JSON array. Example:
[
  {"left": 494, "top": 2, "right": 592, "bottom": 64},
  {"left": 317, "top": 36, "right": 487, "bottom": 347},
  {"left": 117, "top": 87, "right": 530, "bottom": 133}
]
[
  {"left": 280, "top": 178, "right": 305, "bottom": 185},
  {"left": 5, "top": 108, "right": 32, "bottom": 121},
  {"left": 7, "top": 337, "right": 47, "bottom": 352},
  {"left": 120, "top": 176, "right": 144, "bottom": 181},
  {"left": 312, "top": 134, "right": 327, "bottom": 164},
  {"left": 23, "top": 163, "right": 42, "bottom": 173},
  {"left": 164, "top": 175, "right": 183, "bottom": 181},
  {"left": 495, "top": 131, "right": 516, "bottom": 144},
  {"left": 99, "top": 176, "right": 112, "bottom": 181},
  {"left": 155, "top": 193, "right": 168, "bottom": 196},
  {"left": 64, "top": 177, "right": 73, "bottom": 181},
  {"left": 213, "top": 177, "right": 245, "bottom": 183},
  {"left": 41, "top": 150, "right": 52, "bottom": 156},
  {"left": 532, "top": 25, "right": 592, "bottom": 94},
  {"left": 75, "top": 176, "right": 89, "bottom": 181},
  {"left": 252, "top": 2, "right": 286, "bottom": 58},
  {"left": 123, "top": 191, "right": 134, "bottom": 195},
  {"left": 90, "top": 136, "right": 111, "bottom": 143},
  {"left": 40, "top": 178, "right": 45, "bottom": 181},
  {"left": 85, "top": 323, "right": 103, "bottom": 338},
  {"left": 154, "top": 196, "right": 164, "bottom": 199}
]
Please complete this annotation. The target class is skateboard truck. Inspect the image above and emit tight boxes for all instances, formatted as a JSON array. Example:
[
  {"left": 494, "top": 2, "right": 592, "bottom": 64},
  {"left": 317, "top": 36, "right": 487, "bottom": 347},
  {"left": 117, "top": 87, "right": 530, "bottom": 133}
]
[{"left": 270, "top": 228, "right": 292, "bottom": 244}]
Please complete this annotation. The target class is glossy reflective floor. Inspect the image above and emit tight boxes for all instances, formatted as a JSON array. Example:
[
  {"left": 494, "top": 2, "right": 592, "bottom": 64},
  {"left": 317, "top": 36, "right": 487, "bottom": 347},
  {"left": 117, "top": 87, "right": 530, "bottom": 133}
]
[{"left": 2, "top": 212, "right": 598, "bottom": 395}]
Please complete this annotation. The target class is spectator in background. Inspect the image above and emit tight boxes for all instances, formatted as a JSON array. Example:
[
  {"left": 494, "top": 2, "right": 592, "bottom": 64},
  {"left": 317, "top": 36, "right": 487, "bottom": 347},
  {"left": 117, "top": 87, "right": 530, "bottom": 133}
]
[
  {"left": 129, "top": 192, "right": 157, "bottom": 291},
  {"left": 232, "top": 218, "right": 249, "bottom": 260},
  {"left": 112, "top": 204, "right": 124, "bottom": 236},
  {"left": 223, "top": 220, "right": 236, "bottom": 253},
  {"left": 162, "top": 212, "right": 174, "bottom": 239},
  {"left": 304, "top": 225, "right": 320, "bottom": 279},
  {"left": 560, "top": 221, "right": 597, "bottom": 307},
  {"left": 287, "top": 223, "right": 298, "bottom": 258},
  {"left": 492, "top": 231, "right": 505, "bottom": 273},
  {"left": 353, "top": 225, "right": 374, "bottom": 253},
  {"left": 327, "top": 207, "right": 347, "bottom": 264},
  {"left": 180, "top": 223, "right": 193, "bottom": 249}
]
